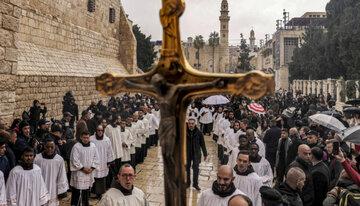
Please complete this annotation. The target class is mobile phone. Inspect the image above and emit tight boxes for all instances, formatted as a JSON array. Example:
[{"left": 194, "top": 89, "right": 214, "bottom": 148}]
[{"left": 333, "top": 142, "right": 340, "bottom": 155}]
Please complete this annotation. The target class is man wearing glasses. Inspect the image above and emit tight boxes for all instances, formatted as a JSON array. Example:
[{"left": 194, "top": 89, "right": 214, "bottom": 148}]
[{"left": 99, "top": 164, "right": 148, "bottom": 205}]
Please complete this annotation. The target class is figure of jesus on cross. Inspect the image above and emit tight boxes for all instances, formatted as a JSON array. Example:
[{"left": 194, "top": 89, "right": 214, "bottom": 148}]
[{"left": 95, "top": 0, "right": 274, "bottom": 205}]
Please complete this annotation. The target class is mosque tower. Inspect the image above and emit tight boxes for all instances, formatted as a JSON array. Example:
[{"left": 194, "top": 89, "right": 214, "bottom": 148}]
[
  {"left": 249, "top": 29, "right": 256, "bottom": 50},
  {"left": 219, "top": 0, "right": 230, "bottom": 46}
]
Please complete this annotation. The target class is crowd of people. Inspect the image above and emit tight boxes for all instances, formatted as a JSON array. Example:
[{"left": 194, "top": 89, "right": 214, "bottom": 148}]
[{"left": 1, "top": 90, "right": 360, "bottom": 206}]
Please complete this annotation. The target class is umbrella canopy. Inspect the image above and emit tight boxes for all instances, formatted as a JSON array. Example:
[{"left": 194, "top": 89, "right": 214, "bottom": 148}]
[
  {"left": 321, "top": 110, "right": 343, "bottom": 119},
  {"left": 202, "top": 95, "right": 229, "bottom": 105},
  {"left": 343, "top": 125, "right": 360, "bottom": 144},
  {"left": 248, "top": 103, "right": 266, "bottom": 114},
  {"left": 346, "top": 99, "right": 360, "bottom": 106},
  {"left": 343, "top": 107, "right": 360, "bottom": 115},
  {"left": 309, "top": 114, "right": 346, "bottom": 133}
]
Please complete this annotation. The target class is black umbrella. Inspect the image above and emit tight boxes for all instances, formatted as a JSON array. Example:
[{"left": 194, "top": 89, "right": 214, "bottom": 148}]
[
  {"left": 345, "top": 99, "right": 360, "bottom": 106},
  {"left": 343, "top": 107, "right": 360, "bottom": 115}
]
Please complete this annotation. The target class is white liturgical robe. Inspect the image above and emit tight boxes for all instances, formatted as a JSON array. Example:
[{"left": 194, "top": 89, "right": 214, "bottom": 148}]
[
  {"left": 197, "top": 188, "right": 245, "bottom": 206},
  {"left": 0, "top": 171, "right": 6, "bottom": 206},
  {"left": 90, "top": 135, "right": 115, "bottom": 178},
  {"left": 132, "top": 121, "right": 145, "bottom": 147},
  {"left": 70, "top": 142, "right": 100, "bottom": 190},
  {"left": 6, "top": 164, "right": 50, "bottom": 206},
  {"left": 212, "top": 112, "right": 224, "bottom": 136},
  {"left": 251, "top": 157, "right": 273, "bottom": 187},
  {"left": 126, "top": 125, "right": 136, "bottom": 154},
  {"left": 99, "top": 187, "right": 148, "bottom": 206},
  {"left": 120, "top": 129, "right": 135, "bottom": 162},
  {"left": 199, "top": 107, "right": 213, "bottom": 124},
  {"left": 233, "top": 171, "right": 263, "bottom": 206},
  {"left": 34, "top": 153, "right": 69, "bottom": 206},
  {"left": 105, "top": 124, "right": 123, "bottom": 159}
]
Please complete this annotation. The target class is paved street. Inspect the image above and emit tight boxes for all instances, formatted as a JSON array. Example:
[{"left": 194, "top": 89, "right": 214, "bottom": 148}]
[{"left": 60, "top": 135, "right": 218, "bottom": 205}]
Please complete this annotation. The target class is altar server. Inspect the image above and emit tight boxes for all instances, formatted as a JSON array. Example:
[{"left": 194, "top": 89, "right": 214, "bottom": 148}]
[
  {"left": 0, "top": 171, "right": 6, "bottom": 206},
  {"left": 104, "top": 115, "right": 123, "bottom": 171},
  {"left": 249, "top": 143, "right": 273, "bottom": 186}
]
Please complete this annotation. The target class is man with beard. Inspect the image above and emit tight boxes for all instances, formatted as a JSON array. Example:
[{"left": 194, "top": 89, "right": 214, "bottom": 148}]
[
  {"left": 287, "top": 144, "right": 314, "bottom": 206},
  {"left": 70, "top": 131, "right": 100, "bottom": 206},
  {"left": 34, "top": 138, "right": 68, "bottom": 206},
  {"left": 99, "top": 164, "right": 147, "bottom": 205},
  {"left": 90, "top": 125, "right": 114, "bottom": 198},
  {"left": 198, "top": 165, "right": 246, "bottom": 206},
  {"left": 306, "top": 130, "right": 324, "bottom": 149},
  {"left": 275, "top": 167, "right": 305, "bottom": 206},
  {"left": 249, "top": 143, "right": 273, "bottom": 187},
  {"left": 104, "top": 115, "right": 123, "bottom": 172},
  {"left": 310, "top": 147, "right": 330, "bottom": 206},
  {"left": 275, "top": 129, "right": 292, "bottom": 186},
  {"left": 6, "top": 147, "right": 49, "bottom": 206},
  {"left": 233, "top": 151, "right": 263, "bottom": 206},
  {"left": 186, "top": 118, "right": 208, "bottom": 190}
]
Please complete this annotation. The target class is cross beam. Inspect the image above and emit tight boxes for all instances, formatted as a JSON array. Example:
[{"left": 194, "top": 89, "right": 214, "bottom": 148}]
[{"left": 95, "top": 0, "right": 274, "bottom": 205}]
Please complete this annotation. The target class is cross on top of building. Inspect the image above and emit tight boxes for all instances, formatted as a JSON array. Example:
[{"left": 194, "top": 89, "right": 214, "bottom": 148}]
[{"left": 95, "top": 0, "right": 274, "bottom": 205}]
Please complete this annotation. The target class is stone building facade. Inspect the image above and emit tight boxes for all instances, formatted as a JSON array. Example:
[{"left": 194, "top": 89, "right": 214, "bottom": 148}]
[
  {"left": 183, "top": 0, "right": 230, "bottom": 73},
  {"left": 0, "top": 0, "right": 137, "bottom": 124}
]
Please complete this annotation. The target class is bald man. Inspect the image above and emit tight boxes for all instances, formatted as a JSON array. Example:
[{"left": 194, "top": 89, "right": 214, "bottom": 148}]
[
  {"left": 276, "top": 167, "right": 305, "bottom": 206},
  {"left": 287, "top": 144, "right": 314, "bottom": 206},
  {"left": 198, "top": 165, "right": 246, "bottom": 206},
  {"left": 228, "top": 194, "right": 252, "bottom": 206}
]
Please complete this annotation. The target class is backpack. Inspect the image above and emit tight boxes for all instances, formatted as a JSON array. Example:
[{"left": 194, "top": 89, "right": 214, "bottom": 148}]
[{"left": 339, "top": 188, "right": 360, "bottom": 206}]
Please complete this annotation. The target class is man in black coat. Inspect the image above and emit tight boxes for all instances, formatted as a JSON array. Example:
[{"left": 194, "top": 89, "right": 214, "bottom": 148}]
[
  {"left": 276, "top": 167, "right": 306, "bottom": 206},
  {"left": 263, "top": 118, "right": 281, "bottom": 169},
  {"left": 310, "top": 147, "right": 330, "bottom": 206},
  {"left": 287, "top": 144, "right": 314, "bottom": 206},
  {"left": 286, "top": 127, "right": 304, "bottom": 166},
  {"left": 186, "top": 118, "right": 208, "bottom": 191}
]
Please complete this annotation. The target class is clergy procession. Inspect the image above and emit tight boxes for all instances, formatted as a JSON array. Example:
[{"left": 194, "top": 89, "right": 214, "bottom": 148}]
[{"left": 1, "top": 90, "right": 360, "bottom": 206}]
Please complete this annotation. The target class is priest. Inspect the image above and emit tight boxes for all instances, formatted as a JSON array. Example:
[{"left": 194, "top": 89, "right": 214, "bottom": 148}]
[
  {"left": 90, "top": 125, "right": 114, "bottom": 198},
  {"left": 233, "top": 151, "right": 263, "bottom": 206},
  {"left": 198, "top": 165, "right": 246, "bottom": 206},
  {"left": 6, "top": 147, "right": 49, "bottom": 206},
  {"left": 98, "top": 164, "right": 147, "bottom": 205},
  {"left": 0, "top": 171, "right": 6, "bottom": 206},
  {"left": 70, "top": 131, "right": 100, "bottom": 206},
  {"left": 104, "top": 115, "right": 123, "bottom": 172},
  {"left": 249, "top": 143, "right": 273, "bottom": 187},
  {"left": 34, "top": 138, "right": 69, "bottom": 206}
]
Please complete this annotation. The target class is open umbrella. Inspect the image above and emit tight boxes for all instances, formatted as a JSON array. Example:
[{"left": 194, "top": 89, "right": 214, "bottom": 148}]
[
  {"left": 202, "top": 95, "right": 229, "bottom": 105},
  {"left": 321, "top": 110, "right": 343, "bottom": 119},
  {"left": 346, "top": 99, "right": 360, "bottom": 106},
  {"left": 309, "top": 114, "right": 346, "bottom": 133},
  {"left": 248, "top": 103, "right": 266, "bottom": 114},
  {"left": 343, "top": 125, "right": 360, "bottom": 144},
  {"left": 343, "top": 107, "right": 360, "bottom": 115}
]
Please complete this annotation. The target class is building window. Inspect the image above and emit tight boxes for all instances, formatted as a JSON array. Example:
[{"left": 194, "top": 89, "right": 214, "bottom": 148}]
[
  {"left": 109, "top": 8, "right": 116, "bottom": 23},
  {"left": 223, "top": 25, "right": 226, "bottom": 29},
  {"left": 87, "top": 0, "right": 95, "bottom": 12}
]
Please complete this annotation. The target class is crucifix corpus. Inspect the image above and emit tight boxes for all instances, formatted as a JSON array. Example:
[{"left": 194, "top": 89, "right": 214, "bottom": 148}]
[{"left": 96, "top": 0, "right": 275, "bottom": 205}]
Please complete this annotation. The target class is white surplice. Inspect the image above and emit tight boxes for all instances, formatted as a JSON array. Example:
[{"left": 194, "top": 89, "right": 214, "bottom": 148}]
[
  {"left": 90, "top": 135, "right": 115, "bottom": 178},
  {"left": 199, "top": 107, "right": 214, "bottom": 124},
  {"left": 6, "top": 165, "right": 50, "bottom": 206},
  {"left": 223, "top": 128, "right": 245, "bottom": 153},
  {"left": 119, "top": 128, "right": 134, "bottom": 162},
  {"left": 132, "top": 121, "right": 145, "bottom": 147},
  {"left": 197, "top": 188, "right": 245, "bottom": 206},
  {"left": 228, "top": 147, "right": 240, "bottom": 169},
  {"left": 254, "top": 138, "right": 266, "bottom": 157},
  {"left": 34, "top": 153, "right": 69, "bottom": 206},
  {"left": 145, "top": 113, "right": 159, "bottom": 136},
  {"left": 105, "top": 124, "right": 123, "bottom": 159},
  {"left": 186, "top": 106, "right": 199, "bottom": 121},
  {"left": 126, "top": 125, "right": 136, "bottom": 154},
  {"left": 98, "top": 187, "right": 148, "bottom": 206},
  {"left": 0, "top": 171, "right": 6, "bottom": 206},
  {"left": 212, "top": 112, "right": 224, "bottom": 136},
  {"left": 233, "top": 171, "right": 263, "bottom": 206},
  {"left": 217, "top": 117, "right": 231, "bottom": 147},
  {"left": 70, "top": 142, "right": 100, "bottom": 190},
  {"left": 140, "top": 118, "right": 150, "bottom": 144},
  {"left": 251, "top": 157, "right": 273, "bottom": 187}
]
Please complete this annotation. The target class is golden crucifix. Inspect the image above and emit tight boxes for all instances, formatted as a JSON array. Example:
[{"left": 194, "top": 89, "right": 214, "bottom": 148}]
[{"left": 96, "top": 0, "right": 274, "bottom": 205}]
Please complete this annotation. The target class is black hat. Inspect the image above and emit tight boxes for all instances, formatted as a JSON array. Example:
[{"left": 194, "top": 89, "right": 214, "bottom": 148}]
[
  {"left": 18, "top": 121, "right": 30, "bottom": 130},
  {"left": 38, "top": 119, "right": 50, "bottom": 126},
  {"left": 306, "top": 130, "right": 319, "bottom": 136},
  {"left": 259, "top": 186, "right": 284, "bottom": 205}
]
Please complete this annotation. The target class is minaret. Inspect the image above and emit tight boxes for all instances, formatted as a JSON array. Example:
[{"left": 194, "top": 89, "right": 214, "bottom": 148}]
[
  {"left": 249, "top": 29, "right": 255, "bottom": 50},
  {"left": 219, "top": 0, "right": 230, "bottom": 46}
]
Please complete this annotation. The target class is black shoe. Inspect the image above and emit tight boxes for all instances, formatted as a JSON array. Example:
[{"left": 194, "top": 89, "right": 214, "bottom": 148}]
[{"left": 193, "top": 185, "right": 201, "bottom": 191}]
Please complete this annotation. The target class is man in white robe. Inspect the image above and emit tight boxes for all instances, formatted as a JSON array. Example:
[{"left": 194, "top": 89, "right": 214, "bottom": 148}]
[
  {"left": 34, "top": 138, "right": 69, "bottom": 206},
  {"left": 6, "top": 147, "right": 50, "bottom": 206},
  {"left": 104, "top": 115, "right": 123, "bottom": 172},
  {"left": 198, "top": 165, "right": 245, "bottom": 206},
  {"left": 145, "top": 107, "right": 159, "bottom": 147},
  {"left": 126, "top": 117, "right": 137, "bottom": 167},
  {"left": 90, "top": 125, "right": 114, "bottom": 197},
  {"left": 212, "top": 106, "right": 224, "bottom": 142},
  {"left": 132, "top": 113, "right": 146, "bottom": 164},
  {"left": 246, "top": 128, "right": 265, "bottom": 157},
  {"left": 138, "top": 111, "right": 150, "bottom": 158},
  {"left": 0, "top": 171, "right": 6, "bottom": 206},
  {"left": 233, "top": 151, "right": 263, "bottom": 206},
  {"left": 151, "top": 103, "right": 161, "bottom": 146},
  {"left": 228, "top": 135, "right": 250, "bottom": 169},
  {"left": 249, "top": 143, "right": 273, "bottom": 187},
  {"left": 186, "top": 103, "right": 199, "bottom": 122},
  {"left": 99, "top": 164, "right": 148, "bottom": 206},
  {"left": 70, "top": 131, "right": 100, "bottom": 206},
  {"left": 119, "top": 120, "right": 134, "bottom": 165},
  {"left": 199, "top": 105, "right": 214, "bottom": 135}
]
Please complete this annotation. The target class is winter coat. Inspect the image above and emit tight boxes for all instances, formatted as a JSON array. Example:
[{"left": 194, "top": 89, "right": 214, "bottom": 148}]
[
  {"left": 276, "top": 182, "right": 303, "bottom": 206},
  {"left": 311, "top": 161, "right": 330, "bottom": 206},
  {"left": 186, "top": 127, "right": 207, "bottom": 163},
  {"left": 263, "top": 126, "right": 281, "bottom": 168}
]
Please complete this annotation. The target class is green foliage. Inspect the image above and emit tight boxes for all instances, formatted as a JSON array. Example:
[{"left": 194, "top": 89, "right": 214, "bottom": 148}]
[
  {"left": 237, "top": 36, "right": 251, "bottom": 72},
  {"left": 193, "top": 35, "right": 205, "bottom": 69},
  {"left": 132, "top": 24, "right": 156, "bottom": 72},
  {"left": 208, "top": 32, "right": 219, "bottom": 72},
  {"left": 289, "top": 0, "right": 360, "bottom": 80}
]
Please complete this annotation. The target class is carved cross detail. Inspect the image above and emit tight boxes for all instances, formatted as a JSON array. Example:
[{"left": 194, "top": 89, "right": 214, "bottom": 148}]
[{"left": 95, "top": 0, "right": 274, "bottom": 205}]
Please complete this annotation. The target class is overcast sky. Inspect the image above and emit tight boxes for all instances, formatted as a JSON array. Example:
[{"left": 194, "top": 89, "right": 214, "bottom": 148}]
[{"left": 122, "top": 0, "right": 328, "bottom": 45}]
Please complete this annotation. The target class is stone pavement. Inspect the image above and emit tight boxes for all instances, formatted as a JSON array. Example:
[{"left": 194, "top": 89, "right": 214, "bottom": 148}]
[{"left": 60, "top": 135, "right": 218, "bottom": 205}]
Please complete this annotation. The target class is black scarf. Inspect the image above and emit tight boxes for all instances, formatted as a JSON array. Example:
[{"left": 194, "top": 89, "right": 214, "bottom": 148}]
[
  {"left": 120, "top": 127, "right": 125, "bottom": 132},
  {"left": 249, "top": 155, "right": 262, "bottom": 163},
  {"left": 42, "top": 152, "right": 56, "bottom": 159},
  {"left": 113, "top": 181, "right": 134, "bottom": 196},
  {"left": 95, "top": 133, "right": 104, "bottom": 140},
  {"left": 212, "top": 181, "right": 237, "bottom": 198},
  {"left": 80, "top": 141, "right": 90, "bottom": 147},
  {"left": 233, "top": 165, "right": 255, "bottom": 176},
  {"left": 19, "top": 161, "right": 33, "bottom": 170}
]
